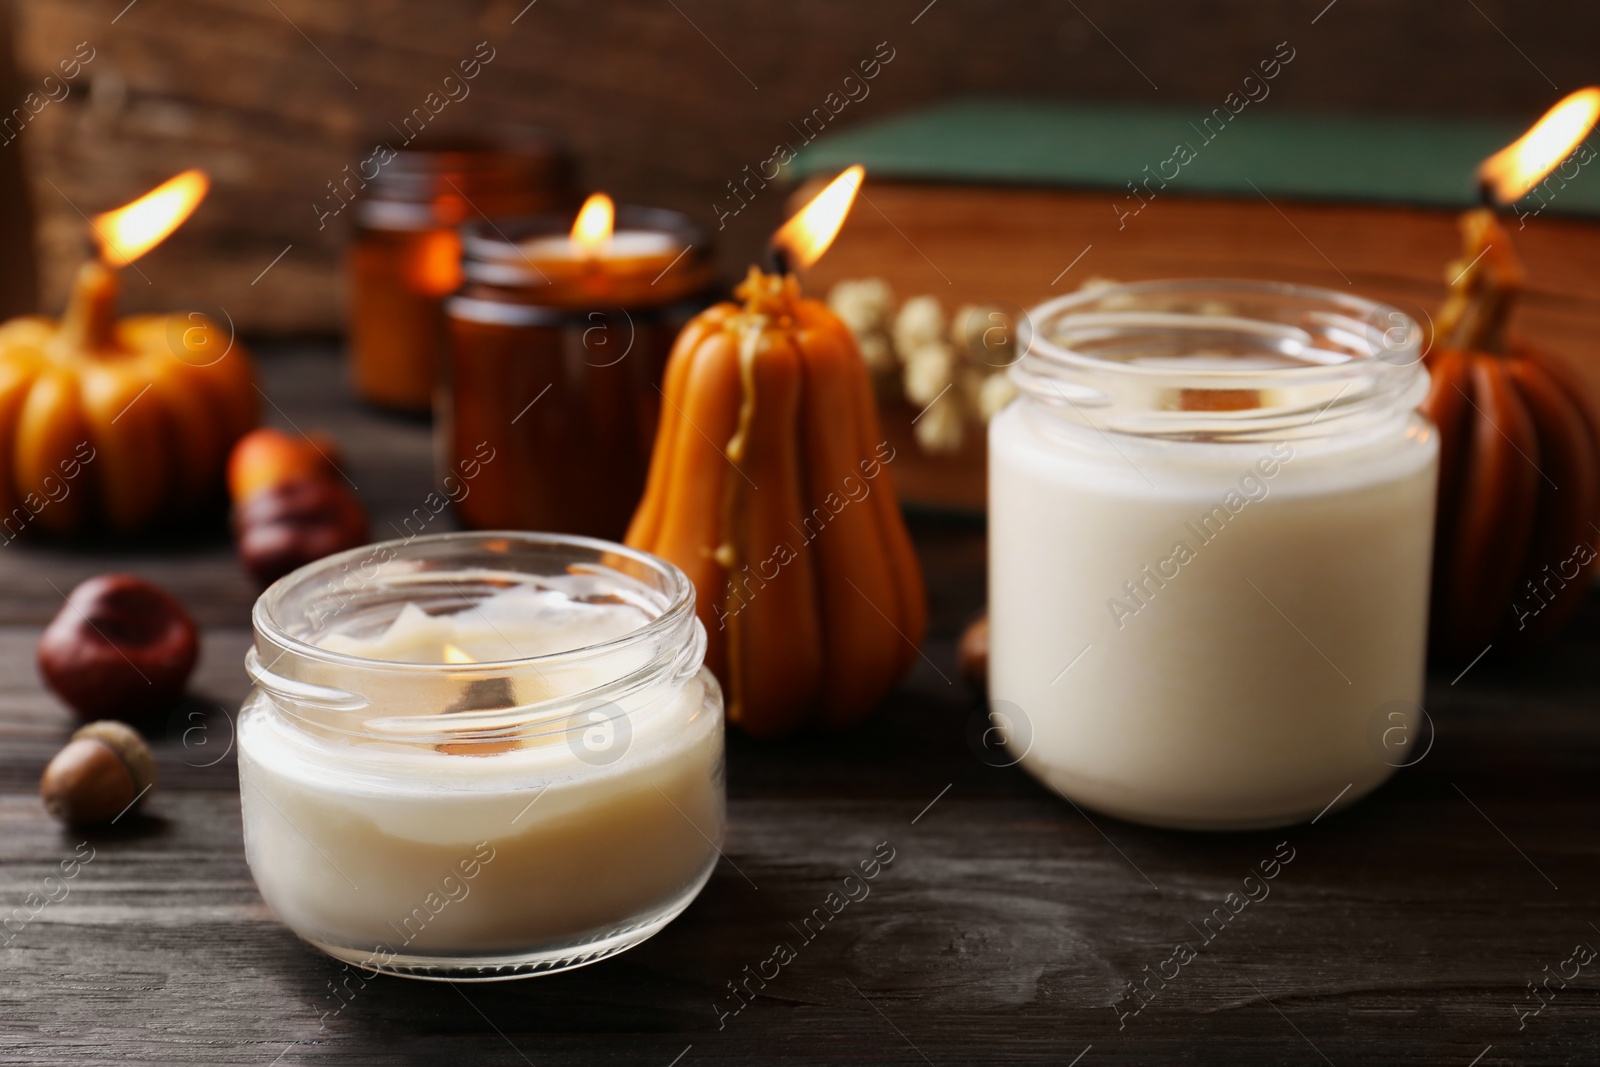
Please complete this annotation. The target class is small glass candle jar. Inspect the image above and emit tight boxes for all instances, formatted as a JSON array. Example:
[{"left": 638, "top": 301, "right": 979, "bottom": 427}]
[
  {"left": 348, "top": 136, "right": 572, "bottom": 413},
  {"left": 442, "top": 208, "right": 714, "bottom": 539},
  {"left": 237, "top": 531, "right": 724, "bottom": 979},
  {"left": 989, "top": 281, "right": 1437, "bottom": 830}
]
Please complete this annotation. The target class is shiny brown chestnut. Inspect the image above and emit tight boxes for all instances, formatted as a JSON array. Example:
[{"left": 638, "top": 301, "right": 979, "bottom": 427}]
[
  {"left": 39, "top": 720, "right": 157, "bottom": 825},
  {"left": 37, "top": 575, "right": 199, "bottom": 722},
  {"left": 235, "top": 477, "right": 369, "bottom": 587}
]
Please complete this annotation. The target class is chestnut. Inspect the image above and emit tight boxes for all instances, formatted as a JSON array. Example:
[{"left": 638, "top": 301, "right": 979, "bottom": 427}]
[
  {"left": 958, "top": 612, "right": 989, "bottom": 696},
  {"left": 235, "top": 477, "right": 369, "bottom": 587},
  {"left": 37, "top": 575, "right": 199, "bottom": 722},
  {"left": 40, "top": 720, "right": 157, "bottom": 825},
  {"left": 227, "top": 427, "right": 343, "bottom": 503}
]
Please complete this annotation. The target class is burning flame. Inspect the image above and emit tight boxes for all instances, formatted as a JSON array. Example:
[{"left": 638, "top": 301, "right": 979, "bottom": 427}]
[
  {"left": 442, "top": 643, "right": 475, "bottom": 665},
  {"left": 570, "top": 192, "right": 615, "bottom": 254},
  {"left": 1479, "top": 88, "right": 1600, "bottom": 204},
  {"left": 92, "top": 169, "right": 210, "bottom": 268},
  {"left": 772, "top": 164, "right": 864, "bottom": 271}
]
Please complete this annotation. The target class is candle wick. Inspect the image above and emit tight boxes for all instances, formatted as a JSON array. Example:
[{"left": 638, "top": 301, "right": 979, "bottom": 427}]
[{"left": 764, "top": 243, "right": 791, "bottom": 277}]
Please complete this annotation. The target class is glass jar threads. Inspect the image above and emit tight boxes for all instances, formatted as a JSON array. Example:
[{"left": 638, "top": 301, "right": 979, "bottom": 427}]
[
  {"left": 238, "top": 531, "right": 724, "bottom": 979},
  {"left": 988, "top": 280, "right": 1437, "bottom": 830}
]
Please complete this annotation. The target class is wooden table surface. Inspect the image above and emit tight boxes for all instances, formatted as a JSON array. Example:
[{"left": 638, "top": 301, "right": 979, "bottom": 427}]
[{"left": 2, "top": 344, "right": 1597, "bottom": 1066}]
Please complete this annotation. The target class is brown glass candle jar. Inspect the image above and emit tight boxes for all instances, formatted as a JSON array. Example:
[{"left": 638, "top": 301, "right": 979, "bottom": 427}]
[
  {"left": 442, "top": 207, "right": 714, "bottom": 539},
  {"left": 348, "top": 136, "right": 573, "bottom": 413}
]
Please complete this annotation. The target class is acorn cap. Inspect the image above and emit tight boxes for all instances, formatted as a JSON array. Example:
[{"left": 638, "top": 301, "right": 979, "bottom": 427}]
[{"left": 72, "top": 720, "right": 157, "bottom": 795}]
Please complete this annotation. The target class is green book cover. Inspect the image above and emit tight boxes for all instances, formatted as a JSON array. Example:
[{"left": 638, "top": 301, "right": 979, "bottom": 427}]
[{"left": 788, "top": 98, "right": 1600, "bottom": 219}]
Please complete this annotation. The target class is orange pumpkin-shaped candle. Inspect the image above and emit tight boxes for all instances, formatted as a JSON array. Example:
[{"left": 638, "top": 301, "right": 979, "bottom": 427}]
[
  {"left": 0, "top": 170, "right": 256, "bottom": 539},
  {"left": 627, "top": 264, "right": 927, "bottom": 737},
  {"left": 0, "top": 261, "right": 256, "bottom": 538},
  {"left": 1420, "top": 207, "right": 1600, "bottom": 658}
]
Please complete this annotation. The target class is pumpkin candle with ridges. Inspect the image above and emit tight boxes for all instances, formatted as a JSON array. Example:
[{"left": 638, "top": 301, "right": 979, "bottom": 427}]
[
  {"left": 628, "top": 269, "right": 925, "bottom": 735},
  {"left": 1419, "top": 87, "right": 1600, "bottom": 656},
  {"left": 0, "top": 170, "right": 257, "bottom": 538},
  {"left": 626, "top": 168, "right": 926, "bottom": 735},
  {"left": 1421, "top": 210, "right": 1600, "bottom": 654}
]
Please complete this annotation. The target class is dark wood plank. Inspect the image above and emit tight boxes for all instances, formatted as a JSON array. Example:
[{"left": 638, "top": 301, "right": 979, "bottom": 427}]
[{"left": 0, "top": 344, "right": 1597, "bottom": 1065}]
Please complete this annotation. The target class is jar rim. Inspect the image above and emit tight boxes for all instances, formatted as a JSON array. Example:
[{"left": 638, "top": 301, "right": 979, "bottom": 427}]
[
  {"left": 456, "top": 205, "right": 715, "bottom": 309},
  {"left": 252, "top": 530, "right": 696, "bottom": 673},
  {"left": 460, "top": 205, "right": 709, "bottom": 280},
  {"left": 1015, "top": 278, "right": 1428, "bottom": 442}
]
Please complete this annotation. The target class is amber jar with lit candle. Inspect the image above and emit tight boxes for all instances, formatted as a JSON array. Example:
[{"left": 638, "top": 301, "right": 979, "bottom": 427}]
[
  {"left": 442, "top": 194, "right": 714, "bottom": 538},
  {"left": 348, "top": 136, "right": 572, "bottom": 413}
]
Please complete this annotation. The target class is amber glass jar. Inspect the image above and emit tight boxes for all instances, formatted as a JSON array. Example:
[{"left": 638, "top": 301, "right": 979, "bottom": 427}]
[
  {"left": 442, "top": 207, "right": 713, "bottom": 539},
  {"left": 348, "top": 136, "right": 572, "bottom": 413}
]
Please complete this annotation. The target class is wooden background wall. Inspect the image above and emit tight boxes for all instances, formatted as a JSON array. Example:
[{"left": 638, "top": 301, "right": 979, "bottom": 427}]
[{"left": 7, "top": 0, "right": 1600, "bottom": 332}]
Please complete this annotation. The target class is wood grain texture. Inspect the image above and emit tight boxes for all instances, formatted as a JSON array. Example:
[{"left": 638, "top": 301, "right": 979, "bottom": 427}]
[
  {"left": 0, "top": 346, "right": 1597, "bottom": 1064},
  {"left": 0, "top": 0, "right": 37, "bottom": 317},
  {"left": 9, "top": 0, "right": 1600, "bottom": 331}
]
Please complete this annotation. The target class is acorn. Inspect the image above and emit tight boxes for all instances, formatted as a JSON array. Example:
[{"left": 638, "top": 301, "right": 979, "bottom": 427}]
[{"left": 39, "top": 721, "right": 156, "bottom": 826}]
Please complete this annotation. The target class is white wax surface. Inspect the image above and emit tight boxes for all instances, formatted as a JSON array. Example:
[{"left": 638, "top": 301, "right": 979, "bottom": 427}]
[
  {"left": 317, "top": 583, "right": 649, "bottom": 664},
  {"left": 519, "top": 230, "right": 680, "bottom": 261},
  {"left": 987, "top": 404, "right": 1438, "bottom": 830}
]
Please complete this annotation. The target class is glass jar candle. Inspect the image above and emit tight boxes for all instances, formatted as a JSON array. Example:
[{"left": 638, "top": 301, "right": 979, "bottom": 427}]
[
  {"left": 989, "top": 281, "right": 1437, "bottom": 830},
  {"left": 442, "top": 207, "right": 714, "bottom": 539},
  {"left": 237, "top": 531, "right": 724, "bottom": 979},
  {"left": 348, "top": 135, "right": 573, "bottom": 413}
]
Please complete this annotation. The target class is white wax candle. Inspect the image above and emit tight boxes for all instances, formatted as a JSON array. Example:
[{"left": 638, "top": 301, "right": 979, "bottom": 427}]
[
  {"left": 989, "top": 413, "right": 1435, "bottom": 829},
  {"left": 989, "top": 283, "right": 1436, "bottom": 830},
  {"left": 238, "top": 578, "right": 722, "bottom": 969},
  {"left": 518, "top": 229, "right": 680, "bottom": 261}
]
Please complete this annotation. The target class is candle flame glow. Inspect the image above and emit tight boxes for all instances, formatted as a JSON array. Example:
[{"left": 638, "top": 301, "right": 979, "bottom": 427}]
[
  {"left": 772, "top": 164, "right": 864, "bottom": 271},
  {"left": 570, "top": 192, "right": 615, "bottom": 254},
  {"left": 92, "top": 169, "right": 210, "bottom": 268},
  {"left": 1479, "top": 88, "right": 1600, "bottom": 204},
  {"left": 442, "top": 643, "right": 475, "bottom": 665}
]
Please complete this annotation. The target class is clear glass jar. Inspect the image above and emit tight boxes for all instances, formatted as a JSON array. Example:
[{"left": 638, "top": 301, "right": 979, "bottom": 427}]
[
  {"left": 989, "top": 280, "right": 1437, "bottom": 830},
  {"left": 237, "top": 531, "right": 723, "bottom": 979}
]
